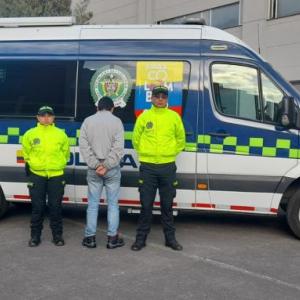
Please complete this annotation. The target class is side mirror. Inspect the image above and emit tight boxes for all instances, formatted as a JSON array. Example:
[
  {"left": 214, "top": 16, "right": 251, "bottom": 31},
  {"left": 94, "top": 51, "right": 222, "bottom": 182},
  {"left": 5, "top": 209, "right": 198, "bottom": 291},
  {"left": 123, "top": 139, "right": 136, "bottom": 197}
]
[{"left": 280, "top": 96, "right": 296, "bottom": 128}]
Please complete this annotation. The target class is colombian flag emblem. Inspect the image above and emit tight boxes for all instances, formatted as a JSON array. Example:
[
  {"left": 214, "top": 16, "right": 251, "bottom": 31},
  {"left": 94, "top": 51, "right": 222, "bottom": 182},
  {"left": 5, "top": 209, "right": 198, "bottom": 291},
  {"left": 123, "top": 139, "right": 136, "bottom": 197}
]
[
  {"left": 134, "top": 61, "right": 184, "bottom": 117},
  {"left": 16, "top": 150, "right": 24, "bottom": 164}
]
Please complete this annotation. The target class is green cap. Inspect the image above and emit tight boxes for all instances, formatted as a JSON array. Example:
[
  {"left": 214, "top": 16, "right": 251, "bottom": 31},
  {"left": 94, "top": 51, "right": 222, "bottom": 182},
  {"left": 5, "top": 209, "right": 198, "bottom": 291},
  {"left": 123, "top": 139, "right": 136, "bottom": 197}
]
[
  {"left": 152, "top": 86, "right": 168, "bottom": 97},
  {"left": 37, "top": 106, "right": 54, "bottom": 115}
]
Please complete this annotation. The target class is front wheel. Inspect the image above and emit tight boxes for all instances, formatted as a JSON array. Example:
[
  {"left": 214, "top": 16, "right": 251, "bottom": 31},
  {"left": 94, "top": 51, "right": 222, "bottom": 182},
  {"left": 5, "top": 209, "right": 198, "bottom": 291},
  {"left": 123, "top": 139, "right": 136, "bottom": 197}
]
[
  {"left": 0, "top": 188, "right": 9, "bottom": 219},
  {"left": 287, "top": 189, "right": 300, "bottom": 239}
]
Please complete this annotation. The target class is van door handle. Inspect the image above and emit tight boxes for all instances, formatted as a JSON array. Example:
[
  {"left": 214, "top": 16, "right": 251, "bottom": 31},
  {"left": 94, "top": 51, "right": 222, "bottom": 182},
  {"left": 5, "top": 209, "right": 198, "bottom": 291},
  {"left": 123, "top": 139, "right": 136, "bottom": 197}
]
[{"left": 208, "top": 132, "right": 230, "bottom": 138}]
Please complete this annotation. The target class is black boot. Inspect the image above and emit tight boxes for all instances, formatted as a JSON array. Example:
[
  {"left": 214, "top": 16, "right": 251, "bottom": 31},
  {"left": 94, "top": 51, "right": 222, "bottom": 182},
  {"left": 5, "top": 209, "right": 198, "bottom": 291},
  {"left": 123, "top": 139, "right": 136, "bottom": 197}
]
[
  {"left": 52, "top": 235, "right": 65, "bottom": 246},
  {"left": 82, "top": 235, "right": 97, "bottom": 248},
  {"left": 107, "top": 235, "right": 125, "bottom": 249},
  {"left": 28, "top": 237, "right": 41, "bottom": 247},
  {"left": 131, "top": 238, "right": 146, "bottom": 251},
  {"left": 165, "top": 239, "right": 183, "bottom": 251}
]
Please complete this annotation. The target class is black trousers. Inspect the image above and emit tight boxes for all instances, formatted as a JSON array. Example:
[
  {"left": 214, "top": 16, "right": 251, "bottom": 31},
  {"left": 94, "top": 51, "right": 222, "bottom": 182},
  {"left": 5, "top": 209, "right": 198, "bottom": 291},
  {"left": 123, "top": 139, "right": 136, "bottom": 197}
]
[
  {"left": 136, "top": 162, "right": 177, "bottom": 242},
  {"left": 27, "top": 173, "right": 65, "bottom": 238}
]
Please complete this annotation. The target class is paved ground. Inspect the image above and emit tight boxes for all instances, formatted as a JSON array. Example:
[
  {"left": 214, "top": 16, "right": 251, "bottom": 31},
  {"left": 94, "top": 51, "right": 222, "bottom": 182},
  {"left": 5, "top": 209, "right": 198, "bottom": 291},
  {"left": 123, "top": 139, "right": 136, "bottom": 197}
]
[{"left": 0, "top": 204, "right": 300, "bottom": 300}]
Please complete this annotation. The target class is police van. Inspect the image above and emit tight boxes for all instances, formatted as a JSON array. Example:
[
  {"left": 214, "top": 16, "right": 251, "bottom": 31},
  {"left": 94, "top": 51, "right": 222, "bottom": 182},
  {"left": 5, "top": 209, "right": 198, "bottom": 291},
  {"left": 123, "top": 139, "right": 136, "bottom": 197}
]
[{"left": 1, "top": 17, "right": 300, "bottom": 238}]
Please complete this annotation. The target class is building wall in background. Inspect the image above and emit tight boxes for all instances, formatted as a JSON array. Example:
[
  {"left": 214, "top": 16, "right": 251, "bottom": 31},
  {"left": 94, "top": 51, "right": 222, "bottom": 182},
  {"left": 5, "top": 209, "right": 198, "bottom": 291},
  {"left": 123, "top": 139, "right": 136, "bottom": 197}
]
[{"left": 80, "top": 0, "right": 300, "bottom": 86}]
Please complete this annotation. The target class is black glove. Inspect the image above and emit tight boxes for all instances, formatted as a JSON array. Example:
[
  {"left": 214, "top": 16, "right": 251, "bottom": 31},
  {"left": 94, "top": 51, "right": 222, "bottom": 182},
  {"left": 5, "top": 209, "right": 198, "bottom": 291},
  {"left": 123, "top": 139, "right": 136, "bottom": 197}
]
[{"left": 25, "top": 163, "right": 31, "bottom": 177}]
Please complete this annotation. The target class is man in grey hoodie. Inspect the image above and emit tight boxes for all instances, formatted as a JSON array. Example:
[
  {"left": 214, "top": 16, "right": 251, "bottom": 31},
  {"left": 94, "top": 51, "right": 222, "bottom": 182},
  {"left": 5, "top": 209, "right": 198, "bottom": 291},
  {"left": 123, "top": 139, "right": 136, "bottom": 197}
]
[{"left": 79, "top": 96, "right": 124, "bottom": 249}]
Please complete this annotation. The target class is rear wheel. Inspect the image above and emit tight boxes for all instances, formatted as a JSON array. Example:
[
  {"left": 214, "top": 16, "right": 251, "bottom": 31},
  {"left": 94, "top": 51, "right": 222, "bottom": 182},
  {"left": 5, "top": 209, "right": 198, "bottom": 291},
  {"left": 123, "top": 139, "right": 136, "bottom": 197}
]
[
  {"left": 287, "top": 189, "right": 300, "bottom": 239},
  {"left": 0, "top": 188, "right": 9, "bottom": 219}
]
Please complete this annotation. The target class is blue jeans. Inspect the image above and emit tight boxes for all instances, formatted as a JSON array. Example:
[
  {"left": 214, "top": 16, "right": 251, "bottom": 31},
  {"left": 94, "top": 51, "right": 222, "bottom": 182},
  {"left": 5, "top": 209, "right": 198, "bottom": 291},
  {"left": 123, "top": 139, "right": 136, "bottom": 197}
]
[{"left": 85, "top": 166, "right": 121, "bottom": 237}]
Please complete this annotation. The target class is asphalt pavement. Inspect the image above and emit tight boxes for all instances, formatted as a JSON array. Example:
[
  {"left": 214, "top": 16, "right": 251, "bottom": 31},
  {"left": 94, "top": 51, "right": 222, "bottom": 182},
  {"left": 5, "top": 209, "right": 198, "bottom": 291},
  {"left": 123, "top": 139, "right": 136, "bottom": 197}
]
[{"left": 0, "top": 204, "right": 300, "bottom": 300}]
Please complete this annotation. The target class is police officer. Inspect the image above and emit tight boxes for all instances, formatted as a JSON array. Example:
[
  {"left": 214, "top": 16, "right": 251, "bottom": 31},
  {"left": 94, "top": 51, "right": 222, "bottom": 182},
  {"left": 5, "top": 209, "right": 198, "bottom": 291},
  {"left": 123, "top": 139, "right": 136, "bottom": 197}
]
[
  {"left": 131, "top": 86, "right": 186, "bottom": 251},
  {"left": 22, "top": 106, "right": 70, "bottom": 247}
]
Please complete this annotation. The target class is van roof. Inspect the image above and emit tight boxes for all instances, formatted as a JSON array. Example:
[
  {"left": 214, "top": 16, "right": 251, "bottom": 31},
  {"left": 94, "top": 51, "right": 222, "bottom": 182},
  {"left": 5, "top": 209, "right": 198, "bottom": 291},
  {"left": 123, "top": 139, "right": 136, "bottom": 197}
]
[{"left": 0, "top": 24, "right": 247, "bottom": 47}]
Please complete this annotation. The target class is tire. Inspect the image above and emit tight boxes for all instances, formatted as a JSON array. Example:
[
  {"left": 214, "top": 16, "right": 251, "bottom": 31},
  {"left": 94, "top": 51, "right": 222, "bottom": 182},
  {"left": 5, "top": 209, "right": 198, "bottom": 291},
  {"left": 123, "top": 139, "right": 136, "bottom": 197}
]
[
  {"left": 287, "top": 189, "right": 300, "bottom": 239},
  {"left": 0, "top": 188, "right": 9, "bottom": 219}
]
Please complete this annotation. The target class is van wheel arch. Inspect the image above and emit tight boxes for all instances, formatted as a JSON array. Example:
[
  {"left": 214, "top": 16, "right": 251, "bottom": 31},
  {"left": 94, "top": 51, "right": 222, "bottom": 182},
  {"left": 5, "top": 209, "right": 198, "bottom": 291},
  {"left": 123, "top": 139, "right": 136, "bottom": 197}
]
[
  {"left": 280, "top": 178, "right": 300, "bottom": 239},
  {"left": 279, "top": 178, "right": 300, "bottom": 212},
  {"left": 0, "top": 186, "right": 9, "bottom": 219},
  {"left": 287, "top": 189, "right": 300, "bottom": 239}
]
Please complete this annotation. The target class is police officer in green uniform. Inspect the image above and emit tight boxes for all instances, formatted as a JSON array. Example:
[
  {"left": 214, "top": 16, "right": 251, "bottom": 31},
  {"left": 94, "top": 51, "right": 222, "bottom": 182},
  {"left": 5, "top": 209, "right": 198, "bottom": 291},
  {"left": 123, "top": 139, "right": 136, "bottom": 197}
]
[
  {"left": 131, "top": 86, "right": 186, "bottom": 251},
  {"left": 22, "top": 106, "right": 70, "bottom": 247}
]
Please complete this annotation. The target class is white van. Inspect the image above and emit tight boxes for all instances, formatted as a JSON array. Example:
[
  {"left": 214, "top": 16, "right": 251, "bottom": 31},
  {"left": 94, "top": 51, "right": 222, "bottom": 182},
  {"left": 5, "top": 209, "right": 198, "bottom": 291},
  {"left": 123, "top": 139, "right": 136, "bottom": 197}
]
[{"left": 1, "top": 17, "right": 300, "bottom": 238}]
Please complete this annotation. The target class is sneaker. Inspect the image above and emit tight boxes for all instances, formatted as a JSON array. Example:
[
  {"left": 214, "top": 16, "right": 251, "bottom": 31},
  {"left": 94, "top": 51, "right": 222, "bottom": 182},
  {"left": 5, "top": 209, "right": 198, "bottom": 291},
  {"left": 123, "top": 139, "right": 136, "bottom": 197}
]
[
  {"left": 165, "top": 240, "right": 183, "bottom": 251},
  {"left": 82, "top": 236, "right": 97, "bottom": 248},
  {"left": 107, "top": 235, "right": 125, "bottom": 249},
  {"left": 28, "top": 237, "right": 41, "bottom": 247},
  {"left": 52, "top": 236, "right": 65, "bottom": 246},
  {"left": 131, "top": 240, "right": 146, "bottom": 251}
]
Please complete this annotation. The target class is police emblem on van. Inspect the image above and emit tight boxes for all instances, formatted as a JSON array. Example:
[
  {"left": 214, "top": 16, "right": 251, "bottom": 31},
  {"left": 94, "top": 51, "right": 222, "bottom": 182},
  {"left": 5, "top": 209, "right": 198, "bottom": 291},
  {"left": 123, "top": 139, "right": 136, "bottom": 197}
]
[{"left": 90, "top": 65, "right": 132, "bottom": 108}]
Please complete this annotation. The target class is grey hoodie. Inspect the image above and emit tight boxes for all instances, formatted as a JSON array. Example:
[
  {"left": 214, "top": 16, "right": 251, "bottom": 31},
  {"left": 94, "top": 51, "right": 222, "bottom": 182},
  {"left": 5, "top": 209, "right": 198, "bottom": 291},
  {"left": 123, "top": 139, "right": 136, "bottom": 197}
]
[{"left": 79, "top": 110, "right": 124, "bottom": 170}]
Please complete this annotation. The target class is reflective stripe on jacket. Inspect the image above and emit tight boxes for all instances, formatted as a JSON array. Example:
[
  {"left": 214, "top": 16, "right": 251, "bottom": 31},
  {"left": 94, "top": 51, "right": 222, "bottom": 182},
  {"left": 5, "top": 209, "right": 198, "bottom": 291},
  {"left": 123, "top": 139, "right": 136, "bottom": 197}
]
[
  {"left": 22, "top": 123, "right": 70, "bottom": 177},
  {"left": 132, "top": 106, "right": 185, "bottom": 164}
]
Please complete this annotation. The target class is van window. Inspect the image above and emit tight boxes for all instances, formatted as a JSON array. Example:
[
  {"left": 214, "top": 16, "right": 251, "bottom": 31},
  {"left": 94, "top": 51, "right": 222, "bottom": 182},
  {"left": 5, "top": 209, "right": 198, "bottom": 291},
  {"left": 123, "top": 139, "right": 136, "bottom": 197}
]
[
  {"left": 211, "top": 64, "right": 261, "bottom": 121},
  {"left": 261, "top": 73, "right": 284, "bottom": 124},
  {"left": 76, "top": 60, "right": 190, "bottom": 124},
  {"left": 0, "top": 61, "right": 76, "bottom": 117}
]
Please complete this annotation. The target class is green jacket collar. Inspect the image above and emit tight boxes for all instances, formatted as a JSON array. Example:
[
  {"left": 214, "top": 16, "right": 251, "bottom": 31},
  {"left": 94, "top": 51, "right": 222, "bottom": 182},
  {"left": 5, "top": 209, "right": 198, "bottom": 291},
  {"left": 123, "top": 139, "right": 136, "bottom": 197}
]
[
  {"left": 37, "top": 123, "right": 55, "bottom": 128},
  {"left": 150, "top": 105, "right": 168, "bottom": 113}
]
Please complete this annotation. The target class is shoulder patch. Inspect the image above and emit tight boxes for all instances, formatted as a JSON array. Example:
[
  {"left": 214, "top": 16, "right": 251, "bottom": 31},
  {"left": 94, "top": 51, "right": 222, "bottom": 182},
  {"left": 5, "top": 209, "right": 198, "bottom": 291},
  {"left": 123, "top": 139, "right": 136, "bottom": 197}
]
[
  {"left": 32, "top": 138, "right": 41, "bottom": 145},
  {"left": 146, "top": 121, "right": 153, "bottom": 129}
]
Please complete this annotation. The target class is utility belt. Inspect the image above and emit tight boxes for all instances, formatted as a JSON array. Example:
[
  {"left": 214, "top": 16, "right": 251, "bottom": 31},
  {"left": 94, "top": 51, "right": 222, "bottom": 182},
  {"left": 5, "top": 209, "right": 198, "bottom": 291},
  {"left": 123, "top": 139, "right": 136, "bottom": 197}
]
[{"left": 140, "top": 161, "right": 175, "bottom": 169}]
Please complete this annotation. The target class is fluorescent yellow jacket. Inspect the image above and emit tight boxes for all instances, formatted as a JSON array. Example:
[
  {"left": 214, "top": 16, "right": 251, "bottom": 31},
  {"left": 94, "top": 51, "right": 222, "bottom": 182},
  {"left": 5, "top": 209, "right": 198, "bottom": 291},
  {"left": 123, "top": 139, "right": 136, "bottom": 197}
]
[
  {"left": 22, "top": 123, "right": 70, "bottom": 177},
  {"left": 132, "top": 106, "right": 186, "bottom": 164}
]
